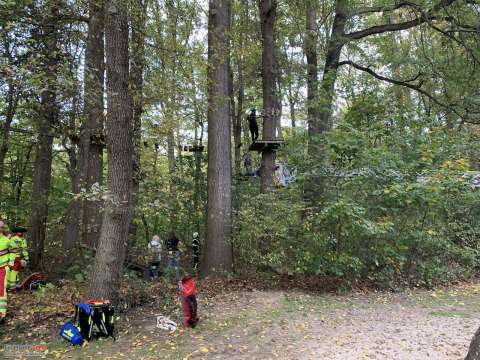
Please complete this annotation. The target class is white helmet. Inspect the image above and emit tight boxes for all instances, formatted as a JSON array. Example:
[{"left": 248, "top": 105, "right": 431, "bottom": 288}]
[{"left": 193, "top": 232, "right": 199, "bottom": 238}]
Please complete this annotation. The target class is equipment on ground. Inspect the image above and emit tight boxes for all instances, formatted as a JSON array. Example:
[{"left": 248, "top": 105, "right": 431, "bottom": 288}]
[
  {"left": 74, "top": 299, "right": 115, "bottom": 341},
  {"left": 8, "top": 272, "right": 46, "bottom": 293},
  {"left": 156, "top": 315, "right": 177, "bottom": 332},
  {"left": 60, "top": 321, "right": 84, "bottom": 346}
]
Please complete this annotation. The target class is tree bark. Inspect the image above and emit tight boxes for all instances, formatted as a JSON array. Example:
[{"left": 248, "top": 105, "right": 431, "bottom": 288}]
[
  {"left": 0, "top": 82, "right": 18, "bottom": 193},
  {"left": 305, "top": 0, "right": 320, "bottom": 136},
  {"left": 87, "top": 0, "right": 134, "bottom": 302},
  {"left": 234, "top": 56, "right": 244, "bottom": 176},
  {"left": 130, "top": 0, "right": 148, "bottom": 240},
  {"left": 63, "top": 147, "right": 81, "bottom": 250},
  {"left": 202, "top": 0, "right": 233, "bottom": 276},
  {"left": 63, "top": 95, "right": 82, "bottom": 251},
  {"left": 316, "top": 0, "right": 347, "bottom": 134},
  {"left": 29, "top": 1, "right": 60, "bottom": 269},
  {"left": 259, "top": 0, "right": 279, "bottom": 193},
  {"left": 81, "top": 0, "right": 105, "bottom": 249},
  {"left": 466, "top": 326, "right": 480, "bottom": 360}
]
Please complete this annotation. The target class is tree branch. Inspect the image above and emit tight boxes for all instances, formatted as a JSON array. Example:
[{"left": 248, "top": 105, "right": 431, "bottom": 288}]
[
  {"left": 346, "top": 0, "right": 458, "bottom": 41},
  {"left": 337, "top": 60, "right": 465, "bottom": 119}
]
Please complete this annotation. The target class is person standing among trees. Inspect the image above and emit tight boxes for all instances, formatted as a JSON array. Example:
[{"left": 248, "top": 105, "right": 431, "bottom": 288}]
[
  {"left": 0, "top": 221, "right": 13, "bottom": 323},
  {"left": 148, "top": 234, "right": 162, "bottom": 278},
  {"left": 192, "top": 232, "right": 200, "bottom": 271},
  {"left": 248, "top": 107, "right": 259, "bottom": 142},
  {"left": 165, "top": 230, "right": 181, "bottom": 280},
  {"left": 7, "top": 226, "right": 29, "bottom": 290}
]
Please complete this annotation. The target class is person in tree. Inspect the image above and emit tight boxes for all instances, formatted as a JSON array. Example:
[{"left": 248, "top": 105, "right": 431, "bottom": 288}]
[
  {"left": 0, "top": 221, "right": 13, "bottom": 323},
  {"left": 147, "top": 235, "right": 162, "bottom": 278},
  {"left": 192, "top": 232, "right": 200, "bottom": 271},
  {"left": 7, "top": 226, "right": 28, "bottom": 290},
  {"left": 164, "top": 230, "right": 181, "bottom": 281},
  {"left": 248, "top": 107, "right": 259, "bottom": 142}
]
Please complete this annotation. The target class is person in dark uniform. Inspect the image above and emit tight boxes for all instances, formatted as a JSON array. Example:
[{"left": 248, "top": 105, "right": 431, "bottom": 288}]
[
  {"left": 164, "top": 230, "right": 181, "bottom": 281},
  {"left": 248, "top": 107, "right": 259, "bottom": 142}
]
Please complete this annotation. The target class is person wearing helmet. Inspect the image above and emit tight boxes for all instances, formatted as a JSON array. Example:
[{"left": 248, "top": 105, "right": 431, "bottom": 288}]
[
  {"left": 148, "top": 235, "right": 162, "bottom": 278},
  {"left": 192, "top": 232, "right": 200, "bottom": 271},
  {"left": 248, "top": 107, "right": 259, "bottom": 142},
  {"left": 0, "top": 221, "right": 13, "bottom": 323},
  {"left": 8, "top": 226, "right": 28, "bottom": 289}
]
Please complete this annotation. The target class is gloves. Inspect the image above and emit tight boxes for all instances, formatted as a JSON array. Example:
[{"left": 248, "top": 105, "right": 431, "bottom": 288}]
[{"left": 20, "top": 259, "right": 27, "bottom": 268}]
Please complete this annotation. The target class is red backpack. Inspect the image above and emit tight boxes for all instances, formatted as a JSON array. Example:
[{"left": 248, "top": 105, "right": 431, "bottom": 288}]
[{"left": 179, "top": 277, "right": 199, "bottom": 328}]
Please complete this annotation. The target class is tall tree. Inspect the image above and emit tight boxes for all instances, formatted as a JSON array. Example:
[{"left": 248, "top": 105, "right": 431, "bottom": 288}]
[
  {"left": 305, "top": 0, "right": 319, "bottom": 136},
  {"left": 312, "top": 0, "right": 459, "bottom": 136},
  {"left": 130, "top": 0, "right": 148, "bottom": 236},
  {"left": 202, "top": 0, "right": 233, "bottom": 276},
  {"left": 258, "top": 0, "right": 279, "bottom": 193},
  {"left": 29, "top": 0, "right": 61, "bottom": 268},
  {"left": 87, "top": 0, "right": 134, "bottom": 301},
  {"left": 81, "top": 0, "right": 105, "bottom": 249}
]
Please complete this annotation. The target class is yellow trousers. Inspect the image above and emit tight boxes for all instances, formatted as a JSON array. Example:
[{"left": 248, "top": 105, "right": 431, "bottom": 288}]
[
  {"left": 7, "top": 269, "right": 17, "bottom": 290},
  {"left": 0, "top": 266, "right": 8, "bottom": 319}
]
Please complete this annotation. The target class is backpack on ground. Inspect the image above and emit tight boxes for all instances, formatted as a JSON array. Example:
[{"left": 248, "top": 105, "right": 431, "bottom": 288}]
[
  {"left": 74, "top": 299, "right": 115, "bottom": 341},
  {"left": 179, "top": 277, "right": 199, "bottom": 328}
]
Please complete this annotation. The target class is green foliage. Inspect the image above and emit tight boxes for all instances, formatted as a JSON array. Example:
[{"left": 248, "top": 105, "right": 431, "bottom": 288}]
[{"left": 234, "top": 94, "right": 480, "bottom": 288}]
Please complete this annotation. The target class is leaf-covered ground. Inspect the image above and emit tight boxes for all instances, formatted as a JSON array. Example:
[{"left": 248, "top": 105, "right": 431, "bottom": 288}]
[{"left": 1, "top": 280, "right": 479, "bottom": 359}]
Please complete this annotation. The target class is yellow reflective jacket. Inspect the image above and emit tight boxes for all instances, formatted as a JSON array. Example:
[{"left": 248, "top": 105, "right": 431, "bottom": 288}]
[
  {"left": 9, "top": 235, "right": 28, "bottom": 261},
  {"left": 0, "top": 235, "right": 12, "bottom": 267}
]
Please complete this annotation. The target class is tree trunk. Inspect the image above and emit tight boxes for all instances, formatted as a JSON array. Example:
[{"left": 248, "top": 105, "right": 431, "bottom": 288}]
[
  {"left": 305, "top": 0, "right": 320, "bottom": 136},
  {"left": 315, "top": 0, "right": 347, "bottom": 134},
  {"left": 29, "top": 1, "right": 60, "bottom": 269},
  {"left": 63, "top": 95, "right": 82, "bottom": 251},
  {"left": 234, "top": 56, "right": 244, "bottom": 176},
  {"left": 12, "top": 144, "right": 33, "bottom": 225},
  {"left": 81, "top": 0, "right": 105, "bottom": 249},
  {"left": 202, "top": 0, "right": 233, "bottom": 276},
  {"left": 63, "top": 149, "right": 81, "bottom": 250},
  {"left": 87, "top": 0, "right": 134, "bottom": 302},
  {"left": 288, "top": 83, "right": 296, "bottom": 128},
  {"left": 130, "top": 0, "right": 148, "bottom": 240},
  {"left": 0, "top": 83, "right": 18, "bottom": 193},
  {"left": 259, "top": 0, "right": 279, "bottom": 193},
  {"left": 466, "top": 326, "right": 480, "bottom": 360}
]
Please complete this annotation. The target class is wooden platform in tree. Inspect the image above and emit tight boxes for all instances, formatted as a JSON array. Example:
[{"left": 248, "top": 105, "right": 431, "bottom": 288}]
[
  {"left": 249, "top": 139, "right": 284, "bottom": 152},
  {"left": 183, "top": 145, "right": 204, "bottom": 152}
]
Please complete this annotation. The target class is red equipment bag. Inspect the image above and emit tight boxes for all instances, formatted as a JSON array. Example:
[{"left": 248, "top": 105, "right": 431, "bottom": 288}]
[
  {"left": 9, "top": 272, "right": 45, "bottom": 293},
  {"left": 179, "top": 277, "right": 199, "bottom": 328}
]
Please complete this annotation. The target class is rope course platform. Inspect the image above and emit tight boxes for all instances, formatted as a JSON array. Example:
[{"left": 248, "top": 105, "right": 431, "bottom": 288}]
[
  {"left": 249, "top": 139, "right": 284, "bottom": 152},
  {"left": 182, "top": 145, "right": 204, "bottom": 152}
]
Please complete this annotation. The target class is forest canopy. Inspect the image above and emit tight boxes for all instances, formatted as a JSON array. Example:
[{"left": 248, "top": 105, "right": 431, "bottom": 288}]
[{"left": 0, "top": 0, "right": 479, "bottom": 298}]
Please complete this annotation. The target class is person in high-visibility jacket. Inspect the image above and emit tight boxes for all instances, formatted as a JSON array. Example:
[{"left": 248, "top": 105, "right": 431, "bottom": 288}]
[
  {"left": 0, "top": 221, "right": 13, "bottom": 323},
  {"left": 7, "top": 226, "right": 28, "bottom": 290}
]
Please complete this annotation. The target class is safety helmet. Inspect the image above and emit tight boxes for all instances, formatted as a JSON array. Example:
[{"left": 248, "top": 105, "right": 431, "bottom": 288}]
[{"left": 193, "top": 232, "right": 199, "bottom": 238}]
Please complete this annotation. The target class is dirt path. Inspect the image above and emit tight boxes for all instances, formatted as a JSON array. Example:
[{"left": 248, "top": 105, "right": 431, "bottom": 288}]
[{"left": 39, "top": 283, "right": 480, "bottom": 359}]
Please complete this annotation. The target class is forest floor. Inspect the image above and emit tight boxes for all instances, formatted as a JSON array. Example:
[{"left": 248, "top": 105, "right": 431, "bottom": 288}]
[{"left": 1, "top": 279, "right": 479, "bottom": 359}]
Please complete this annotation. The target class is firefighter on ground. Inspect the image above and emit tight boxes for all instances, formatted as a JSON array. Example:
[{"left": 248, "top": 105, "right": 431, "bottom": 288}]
[
  {"left": 8, "top": 226, "right": 28, "bottom": 290},
  {"left": 0, "top": 221, "right": 13, "bottom": 323}
]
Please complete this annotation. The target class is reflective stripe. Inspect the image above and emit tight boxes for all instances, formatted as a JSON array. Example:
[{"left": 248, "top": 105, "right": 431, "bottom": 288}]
[{"left": 0, "top": 249, "right": 8, "bottom": 256}]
